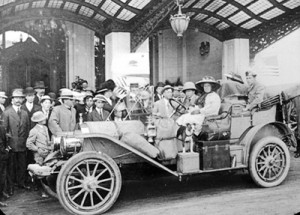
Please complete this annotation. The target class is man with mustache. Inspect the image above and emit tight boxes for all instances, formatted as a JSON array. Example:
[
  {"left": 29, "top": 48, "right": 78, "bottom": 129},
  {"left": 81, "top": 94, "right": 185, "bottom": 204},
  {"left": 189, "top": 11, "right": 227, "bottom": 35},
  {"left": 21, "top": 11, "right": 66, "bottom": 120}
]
[{"left": 2, "top": 89, "right": 30, "bottom": 195}]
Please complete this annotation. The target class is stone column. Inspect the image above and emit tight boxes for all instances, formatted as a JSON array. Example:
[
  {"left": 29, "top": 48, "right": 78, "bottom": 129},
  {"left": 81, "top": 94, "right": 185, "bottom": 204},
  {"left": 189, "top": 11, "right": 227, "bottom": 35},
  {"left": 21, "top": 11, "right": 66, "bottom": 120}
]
[
  {"left": 66, "top": 22, "right": 95, "bottom": 89},
  {"left": 222, "top": 38, "right": 250, "bottom": 80}
]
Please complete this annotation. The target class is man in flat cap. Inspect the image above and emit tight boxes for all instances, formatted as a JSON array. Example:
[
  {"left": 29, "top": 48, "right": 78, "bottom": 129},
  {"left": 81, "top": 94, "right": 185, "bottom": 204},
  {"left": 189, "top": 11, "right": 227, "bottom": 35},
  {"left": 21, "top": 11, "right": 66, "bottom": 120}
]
[{"left": 2, "top": 89, "right": 30, "bottom": 194}]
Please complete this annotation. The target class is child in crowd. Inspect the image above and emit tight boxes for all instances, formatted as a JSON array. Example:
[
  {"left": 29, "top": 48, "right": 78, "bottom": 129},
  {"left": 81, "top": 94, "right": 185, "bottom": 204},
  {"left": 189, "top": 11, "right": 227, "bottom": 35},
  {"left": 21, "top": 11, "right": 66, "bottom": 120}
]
[{"left": 26, "top": 111, "right": 52, "bottom": 198}]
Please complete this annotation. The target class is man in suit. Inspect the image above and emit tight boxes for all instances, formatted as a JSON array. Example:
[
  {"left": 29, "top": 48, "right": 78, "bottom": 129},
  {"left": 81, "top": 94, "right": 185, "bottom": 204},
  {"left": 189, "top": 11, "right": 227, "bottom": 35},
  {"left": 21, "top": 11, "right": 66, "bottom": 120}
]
[
  {"left": 33, "top": 81, "right": 47, "bottom": 105},
  {"left": 48, "top": 89, "right": 76, "bottom": 135},
  {"left": 0, "top": 91, "right": 7, "bottom": 117},
  {"left": 2, "top": 89, "right": 30, "bottom": 195},
  {"left": 21, "top": 87, "right": 42, "bottom": 186},
  {"left": 0, "top": 119, "right": 9, "bottom": 207},
  {"left": 87, "top": 95, "right": 110, "bottom": 121},
  {"left": 21, "top": 87, "right": 41, "bottom": 129},
  {"left": 153, "top": 85, "right": 176, "bottom": 119}
]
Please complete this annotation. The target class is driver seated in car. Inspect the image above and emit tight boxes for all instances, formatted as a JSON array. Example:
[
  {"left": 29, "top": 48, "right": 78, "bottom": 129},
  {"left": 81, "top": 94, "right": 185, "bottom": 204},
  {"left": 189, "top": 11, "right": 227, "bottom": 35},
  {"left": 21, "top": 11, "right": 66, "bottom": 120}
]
[
  {"left": 152, "top": 85, "right": 176, "bottom": 119},
  {"left": 177, "top": 76, "right": 221, "bottom": 136}
]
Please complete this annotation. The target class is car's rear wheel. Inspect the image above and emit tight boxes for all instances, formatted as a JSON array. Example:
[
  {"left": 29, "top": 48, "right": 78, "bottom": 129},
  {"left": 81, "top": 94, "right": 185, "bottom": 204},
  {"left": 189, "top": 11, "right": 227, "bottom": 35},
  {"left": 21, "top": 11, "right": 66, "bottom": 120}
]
[
  {"left": 249, "top": 136, "right": 290, "bottom": 188},
  {"left": 56, "top": 151, "right": 122, "bottom": 215}
]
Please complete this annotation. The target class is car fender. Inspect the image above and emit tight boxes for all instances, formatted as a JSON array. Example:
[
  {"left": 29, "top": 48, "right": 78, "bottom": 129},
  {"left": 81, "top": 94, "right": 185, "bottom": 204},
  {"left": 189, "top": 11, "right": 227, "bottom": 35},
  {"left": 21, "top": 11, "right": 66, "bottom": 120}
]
[
  {"left": 74, "top": 133, "right": 179, "bottom": 177},
  {"left": 239, "top": 122, "right": 295, "bottom": 166}
]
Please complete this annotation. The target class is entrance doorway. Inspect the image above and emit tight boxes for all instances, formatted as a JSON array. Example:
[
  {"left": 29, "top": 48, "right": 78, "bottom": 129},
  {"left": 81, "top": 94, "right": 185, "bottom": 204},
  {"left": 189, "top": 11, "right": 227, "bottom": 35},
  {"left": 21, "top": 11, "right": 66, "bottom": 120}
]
[{"left": 8, "top": 57, "right": 50, "bottom": 93}]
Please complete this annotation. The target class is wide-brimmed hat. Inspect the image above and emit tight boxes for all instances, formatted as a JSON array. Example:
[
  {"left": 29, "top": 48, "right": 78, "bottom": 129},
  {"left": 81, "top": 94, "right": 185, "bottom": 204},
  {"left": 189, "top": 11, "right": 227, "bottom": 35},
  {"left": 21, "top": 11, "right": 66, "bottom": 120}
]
[
  {"left": 196, "top": 76, "right": 221, "bottom": 91},
  {"left": 224, "top": 73, "right": 244, "bottom": 84},
  {"left": 183, "top": 82, "right": 197, "bottom": 92},
  {"left": 31, "top": 111, "right": 47, "bottom": 122},
  {"left": 12, "top": 89, "right": 25, "bottom": 98},
  {"left": 161, "top": 85, "right": 174, "bottom": 94},
  {"left": 245, "top": 70, "right": 257, "bottom": 77},
  {"left": 0, "top": 91, "right": 7, "bottom": 99},
  {"left": 40, "top": 95, "right": 53, "bottom": 103},
  {"left": 25, "top": 87, "right": 35, "bottom": 96},
  {"left": 59, "top": 89, "right": 75, "bottom": 100},
  {"left": 96, "top": 88, "right": 110, "bottom": 95},
  {"left": 33, "top": 81, "right": 47, "bottom": 89},
  {"left": 93, "top": 94, "right": 108, "bottom": 103}
]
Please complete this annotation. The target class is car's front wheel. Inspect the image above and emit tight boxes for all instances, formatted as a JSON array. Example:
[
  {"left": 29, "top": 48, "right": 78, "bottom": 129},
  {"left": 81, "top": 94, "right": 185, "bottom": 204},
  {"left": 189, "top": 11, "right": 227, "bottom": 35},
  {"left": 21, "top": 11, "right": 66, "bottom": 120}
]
[
  {"left": 249, "top": 136, "right": 290, "bottom": 188},
  {"left": 56, "top": 151, "right": 122, "bottom": 215}
]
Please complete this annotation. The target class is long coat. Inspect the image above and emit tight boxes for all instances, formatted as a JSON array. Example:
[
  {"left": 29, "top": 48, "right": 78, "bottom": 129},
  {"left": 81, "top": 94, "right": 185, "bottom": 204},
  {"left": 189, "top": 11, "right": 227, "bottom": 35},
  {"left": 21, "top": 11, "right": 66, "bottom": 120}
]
[
  {"left": 2, "top": 106, "right": 29, "bottom": 152},
  {"left": 48, "top": 105, "right": 76, "bottom": 135},
  {"left": 87, "top": 108, "right": 110, "bottom": 121},
  {"left": 247, "top": 81, "right": 266, "bottom": 110},
  {"left": 21, "top": 103, "right": 41, "bottom": 129}
]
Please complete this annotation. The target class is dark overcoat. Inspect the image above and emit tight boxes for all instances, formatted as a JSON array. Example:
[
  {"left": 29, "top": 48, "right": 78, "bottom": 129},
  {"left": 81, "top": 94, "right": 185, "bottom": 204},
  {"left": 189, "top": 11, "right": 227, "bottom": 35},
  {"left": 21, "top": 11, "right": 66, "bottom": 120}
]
[{"left": 2, "top": 106, "right": 29, "bottom": 152}]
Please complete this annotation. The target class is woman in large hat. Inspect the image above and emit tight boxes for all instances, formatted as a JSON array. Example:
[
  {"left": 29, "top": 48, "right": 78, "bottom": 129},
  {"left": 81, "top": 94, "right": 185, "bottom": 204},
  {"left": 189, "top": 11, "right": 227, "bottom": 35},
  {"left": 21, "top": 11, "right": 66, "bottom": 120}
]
[{"left": 194, "top": 76, "right": 221, "bottom": 116}]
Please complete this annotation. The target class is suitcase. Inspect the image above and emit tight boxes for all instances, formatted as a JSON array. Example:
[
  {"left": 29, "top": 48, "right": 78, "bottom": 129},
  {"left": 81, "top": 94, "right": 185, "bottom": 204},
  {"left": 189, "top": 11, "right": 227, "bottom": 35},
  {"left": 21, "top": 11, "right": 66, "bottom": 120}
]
[
  {"left": 195, "top": 140, "right": 231, "bottom": 170},
  {"left": 177, "top": 152, "right": 200, "bottom": 173}
]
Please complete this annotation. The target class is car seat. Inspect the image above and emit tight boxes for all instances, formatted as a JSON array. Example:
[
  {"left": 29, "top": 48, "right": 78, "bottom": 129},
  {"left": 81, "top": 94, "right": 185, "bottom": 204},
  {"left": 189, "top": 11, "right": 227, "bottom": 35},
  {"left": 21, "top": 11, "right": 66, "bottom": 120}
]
[{"left": 197, "top": 103, "right": 232, "bottom": 141}]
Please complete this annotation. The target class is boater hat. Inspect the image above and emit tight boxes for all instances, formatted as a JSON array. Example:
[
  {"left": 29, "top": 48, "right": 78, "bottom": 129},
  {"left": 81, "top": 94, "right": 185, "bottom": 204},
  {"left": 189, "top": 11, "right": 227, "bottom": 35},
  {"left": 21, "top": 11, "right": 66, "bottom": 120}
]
[
  {"left": 59, "top": 89, "right": 76, "bottom": 100},
  {"left": 93, "top": 94, "right": 108, "bottom": 103},
  {"left": 40, "top": 95, "right": 53, "bottom": 103},
  {"left": 31, "top": 111, "right": 47, "bottom": 122},
  {"left": 161, "top": 85, "right": 174, "bottom": 94},
  {"left": 196, "top": 76, "right": 221, "bottom": 91}
]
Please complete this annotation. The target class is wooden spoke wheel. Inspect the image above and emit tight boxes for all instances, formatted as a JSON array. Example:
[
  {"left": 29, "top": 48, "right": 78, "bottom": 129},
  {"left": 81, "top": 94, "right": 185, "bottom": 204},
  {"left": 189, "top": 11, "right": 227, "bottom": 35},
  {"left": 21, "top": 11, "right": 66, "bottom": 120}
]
[
  {"left": 249, "top": 136, "right": 290, "bottom": 188},
  {"left": 56, "top": 152, "right": 122, "bottom": 215}
]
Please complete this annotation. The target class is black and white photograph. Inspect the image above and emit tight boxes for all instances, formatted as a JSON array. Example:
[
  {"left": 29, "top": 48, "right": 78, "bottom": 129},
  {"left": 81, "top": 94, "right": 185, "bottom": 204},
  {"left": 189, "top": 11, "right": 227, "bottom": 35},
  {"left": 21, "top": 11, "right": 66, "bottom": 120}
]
[{"left": 0, "top": 0, "right": 300, "bottom": 214}]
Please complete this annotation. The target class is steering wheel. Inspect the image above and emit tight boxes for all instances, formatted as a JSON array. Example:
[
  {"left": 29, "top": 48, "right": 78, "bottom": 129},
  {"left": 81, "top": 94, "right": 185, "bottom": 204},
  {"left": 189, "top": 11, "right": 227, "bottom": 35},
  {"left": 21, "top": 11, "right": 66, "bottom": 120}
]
[{"left": 169, "top": 98, "right": 187, "bottom": 115}]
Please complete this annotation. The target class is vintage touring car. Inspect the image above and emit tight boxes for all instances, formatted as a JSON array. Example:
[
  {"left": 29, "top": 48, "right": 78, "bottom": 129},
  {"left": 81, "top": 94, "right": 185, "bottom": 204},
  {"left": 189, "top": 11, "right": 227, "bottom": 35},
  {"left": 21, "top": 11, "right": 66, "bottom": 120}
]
[{"left": 28, "top": 82, "right": 299, "bottom": 215}]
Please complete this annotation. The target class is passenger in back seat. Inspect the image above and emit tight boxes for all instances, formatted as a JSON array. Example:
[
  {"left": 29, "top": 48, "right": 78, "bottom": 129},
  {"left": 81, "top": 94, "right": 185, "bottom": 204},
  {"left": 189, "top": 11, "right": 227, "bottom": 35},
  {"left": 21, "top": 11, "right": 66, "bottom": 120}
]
[{"left": 176, "top": 76, "right": 221, "bottom": 136}]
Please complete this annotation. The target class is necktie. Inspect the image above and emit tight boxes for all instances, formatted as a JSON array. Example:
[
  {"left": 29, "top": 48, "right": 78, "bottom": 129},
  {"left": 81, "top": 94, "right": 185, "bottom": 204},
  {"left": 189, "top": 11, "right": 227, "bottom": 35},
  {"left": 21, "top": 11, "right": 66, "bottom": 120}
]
[
  {"left": 99, "top": 109, "right": 103, "bottom": 120},
  {"left": 17, "top": 107, "right": 21, "bottom": 118}
]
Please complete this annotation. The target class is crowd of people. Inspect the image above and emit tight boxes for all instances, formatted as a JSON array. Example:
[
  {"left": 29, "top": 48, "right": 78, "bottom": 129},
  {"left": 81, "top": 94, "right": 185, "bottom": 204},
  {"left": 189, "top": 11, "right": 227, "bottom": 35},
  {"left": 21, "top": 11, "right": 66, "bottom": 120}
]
[{"left": 1, "top": 69, "right": 295, "bottom": 207}]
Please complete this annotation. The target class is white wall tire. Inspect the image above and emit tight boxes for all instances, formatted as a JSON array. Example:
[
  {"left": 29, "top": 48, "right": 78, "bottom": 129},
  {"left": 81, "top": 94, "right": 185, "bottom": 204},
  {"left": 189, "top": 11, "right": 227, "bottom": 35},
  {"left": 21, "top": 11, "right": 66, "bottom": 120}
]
[
  {"left": 56, "top": 151, "right": 122, "bottom": 215},
  {"left": 249, "top": 136, "right": 290, "bottom": 188}
]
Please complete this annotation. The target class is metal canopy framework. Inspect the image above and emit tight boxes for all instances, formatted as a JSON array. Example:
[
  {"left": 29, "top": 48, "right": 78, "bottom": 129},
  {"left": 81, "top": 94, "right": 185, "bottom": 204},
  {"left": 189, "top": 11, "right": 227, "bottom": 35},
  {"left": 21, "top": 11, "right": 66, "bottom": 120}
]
[{"left": 0, "top": 0, "right": 300, "bottom": 56}]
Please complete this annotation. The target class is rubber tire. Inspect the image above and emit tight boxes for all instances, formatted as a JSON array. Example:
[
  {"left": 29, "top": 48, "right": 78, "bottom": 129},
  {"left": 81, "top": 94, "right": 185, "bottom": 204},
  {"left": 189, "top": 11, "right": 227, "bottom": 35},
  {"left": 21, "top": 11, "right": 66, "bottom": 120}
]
[
  {"left": 56, "top": 151, "right": 122, "bottom": 215},
  {"left": 249, "top": 136, "right": 290, "bottom": 188}
]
